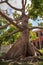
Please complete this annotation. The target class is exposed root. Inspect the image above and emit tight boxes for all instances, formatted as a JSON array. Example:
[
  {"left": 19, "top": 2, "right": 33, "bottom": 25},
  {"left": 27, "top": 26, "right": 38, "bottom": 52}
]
[
  {"left": 35, "top": 47, "right": 43, "bottom": 56},
  {"left": 0, "top": 37, "right": 43, "bottom": 61}
]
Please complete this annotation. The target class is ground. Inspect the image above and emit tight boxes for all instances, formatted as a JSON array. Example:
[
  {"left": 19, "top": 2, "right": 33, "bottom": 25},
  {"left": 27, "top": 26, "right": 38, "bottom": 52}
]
[
  {"left": 0, "top": 49, "right": 43, "bottom": 65},
  {"left": 0, "top": 59, "right": 43, "bottom": 65},
  {"left": 0, "top": 60, "right": 43, "bottom": 65}
]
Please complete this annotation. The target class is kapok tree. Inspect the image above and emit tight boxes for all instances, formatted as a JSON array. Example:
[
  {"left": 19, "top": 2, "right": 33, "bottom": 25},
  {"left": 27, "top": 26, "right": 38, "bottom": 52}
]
[{"left": 0, "top": 0, "right": 43, "bottom": 60}]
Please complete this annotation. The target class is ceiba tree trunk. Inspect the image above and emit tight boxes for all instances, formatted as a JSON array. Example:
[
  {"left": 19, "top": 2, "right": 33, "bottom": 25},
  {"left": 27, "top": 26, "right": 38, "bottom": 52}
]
[
  {"left": 5, "top": 30, "right": 35, "bottom": 60},
  {"left": 5, "top": 15, "right": 36, "bottom": 60}
]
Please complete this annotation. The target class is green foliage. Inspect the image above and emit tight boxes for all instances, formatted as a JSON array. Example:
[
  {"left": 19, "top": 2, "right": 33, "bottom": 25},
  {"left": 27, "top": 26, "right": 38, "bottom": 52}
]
[
  {"left": 0, "top": 24, "right": 20, "bottom": 45},
  {"left": 28, "top": 22, "right": 32, "bottom": 27},
  {"left": 29, "top": 31, "right": 37, "bottom": 41},
  {"left": 39, "top": 62, "right": 43, "bottom": 65},
  {"left": 0, "top": 16, "right": 8, "bottom": 34},
  {"left": 0, "top": 15, "right": 20, "bottom": 45},
  {"left": 0, "top": 11, "right": 21, "bottom": 46},
  {"left": 13, "top": 11, "right": 20, "bottom": 19},
  {"left": 38, "top": 22, "right": 43, "bottom": 27},
  {"left": 39, "top": 49, "right": 43, "bottom": 53},
  {"left": 28, "top": 23, "right": 37, "bottom": 41},
  {"left": 27, "top": 0, "right": 43, "bottom": 19},
  {"left": 0, "top": 16, "right": 7, "bottom": 23},
  {"left": 0, "top": 29, "right": 20, "bottom": 45}
]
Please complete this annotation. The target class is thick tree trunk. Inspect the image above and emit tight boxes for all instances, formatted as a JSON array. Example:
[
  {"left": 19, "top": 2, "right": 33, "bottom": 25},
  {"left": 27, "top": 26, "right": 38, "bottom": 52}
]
[
  {"left": 5, "top": 30, "right": 35, "bottom": 60},
  {"left": 5, "top": 15, "right": 36, "bottom": 60},
  {"left": 21, "top": 29, "right": 35, "bottom": 56}
]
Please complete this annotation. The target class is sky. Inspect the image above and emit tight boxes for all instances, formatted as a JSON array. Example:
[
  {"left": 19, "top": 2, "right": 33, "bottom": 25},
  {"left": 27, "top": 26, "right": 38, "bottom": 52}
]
[
  {"left": 29, "top": 17, "right": 43, "bottom": 26},
  {"left": 0, "top": 0, "right": 31, "bottom": 9},
  {"left": 0, "top": 0, "right": 43, "bottom": 26}
]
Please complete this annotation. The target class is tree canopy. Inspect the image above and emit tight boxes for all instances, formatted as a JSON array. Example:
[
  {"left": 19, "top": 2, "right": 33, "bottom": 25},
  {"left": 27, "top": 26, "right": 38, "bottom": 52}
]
[{"left": 0, "top": 0, "right": 43, "bottom": 45}]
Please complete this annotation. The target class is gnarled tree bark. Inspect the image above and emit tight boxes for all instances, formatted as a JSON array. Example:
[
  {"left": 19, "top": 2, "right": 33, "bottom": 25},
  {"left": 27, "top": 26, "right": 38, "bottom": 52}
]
[{"left": 5, "top": 15, "right": 36, "bottom": 60}]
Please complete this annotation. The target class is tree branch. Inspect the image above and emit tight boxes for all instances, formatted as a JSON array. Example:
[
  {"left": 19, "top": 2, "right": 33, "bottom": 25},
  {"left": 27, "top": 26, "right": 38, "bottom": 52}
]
[
  {"left": 22, "top": 0, "right": 25, "bottom": 14},
  {"left": 0, "top": 0, "right": 22, "bottom": 11},
  {"left": 15, "top": 16, "right": 22, "bottom": 21},
  {"left": 4, "top": 29, "right": 24, "bottom": 38},
  {"left": 18, "top": 56, "right": 43, "bottom": 62},
  {"left": 0, "top": 10, "right": 23, "bottom": 29},
  {"left": 5, "top": 1, "right": 22, "bottom": 11},
  {"left": 35, "top": 47, "right": 43, "bottom": 55},
  {"left": 5, "top": 30, "right": 20, "bottom": 38},
  {"left": 0, "top": 22, "right": 10, "bottom": 29},
  {"left": 0, "top": 0, "right": 22, "bottom": 12},
  {"left": 25, "top": 0, "right": 27, "bottom": 5},
  {"left": 0, "top": 1, "right": 6, "bottom": 4},
  {"left": 4, "top": 27, "right": 27, "bottom": 38},
  {"left": 20, "top": 25, "right": 43, "bottom": 30},
  {"left": 22, "top": 0, "right": 24, "bottom": 6},
  {"left": 30, "top": 26, "right": 43, "bottom": 30}
]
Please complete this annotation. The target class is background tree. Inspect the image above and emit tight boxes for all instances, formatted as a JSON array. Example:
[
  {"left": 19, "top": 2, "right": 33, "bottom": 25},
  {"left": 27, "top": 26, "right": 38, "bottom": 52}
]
[
  {"left": 29, "top": 31, "right": 37, "bottom": 41},
  {"left": 0, "top": 16, "right": 20, "bottom": 50},
  {"left": 38, "top": 22, "right": 43, "bottom": 27}
]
